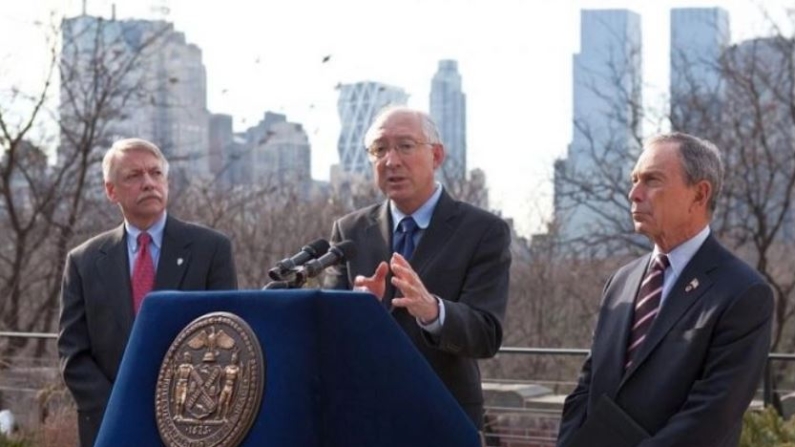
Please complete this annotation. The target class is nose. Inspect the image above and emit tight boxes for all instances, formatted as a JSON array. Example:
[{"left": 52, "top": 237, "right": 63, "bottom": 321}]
[
  {"left": 382, "top": 146, "right": 403, "bottom": 167},
  {"left": 141, "top": 172, "right": 156, "bottom": 189},
  {"left": 628, "top": 182, "right": 641, "bottom": 203}
]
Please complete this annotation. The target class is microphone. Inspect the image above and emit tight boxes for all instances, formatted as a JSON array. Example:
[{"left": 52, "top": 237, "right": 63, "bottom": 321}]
[
  {"left": 268, "top": 238, "right": 330, "bottom": 281},
  {"left": 297, "top": 240, "right": 357, "bottom": 281}
]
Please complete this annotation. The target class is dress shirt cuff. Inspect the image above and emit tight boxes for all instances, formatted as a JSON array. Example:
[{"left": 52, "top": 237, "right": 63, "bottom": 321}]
[{"left": 417, "top": 295, "right": 445, "bottom": 334}]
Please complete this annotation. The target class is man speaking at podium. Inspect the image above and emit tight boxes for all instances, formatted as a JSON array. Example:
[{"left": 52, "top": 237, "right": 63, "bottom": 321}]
[
  {"left": 323, "top": 106, "right": 512, "bottom": 429},
  {"left": 57, "top": 138, "right": 238, "bottom": 446}
]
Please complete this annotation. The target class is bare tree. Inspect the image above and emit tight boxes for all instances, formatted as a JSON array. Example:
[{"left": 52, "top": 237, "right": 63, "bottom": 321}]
[
  {"left": 553, "top": 31, "right": 649, "bottom": 257},
  {"left": 0, "top": 13, "right": 173, "bottom": 375}
]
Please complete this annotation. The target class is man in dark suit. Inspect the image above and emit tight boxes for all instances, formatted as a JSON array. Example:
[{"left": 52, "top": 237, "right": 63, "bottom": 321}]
[
  {"left": 323, "top": 106, "right": 511, "bottom": 429},
  {"left": 57, "top": 138, "right": 237, "bottom": 447},
  {"left": 557, "top": 133, "right": 774, "bottom": 447}
]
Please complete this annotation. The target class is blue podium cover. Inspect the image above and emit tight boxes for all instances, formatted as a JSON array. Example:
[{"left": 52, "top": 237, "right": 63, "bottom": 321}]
[{"left": 96, "top": 289, "right": 480, "bottom": 446}]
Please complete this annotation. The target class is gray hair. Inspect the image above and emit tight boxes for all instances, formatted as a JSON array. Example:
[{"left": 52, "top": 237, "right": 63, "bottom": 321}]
[
  {"left": 363, "top": 106, "right": 442, "bottom": 148},
  {"left": 102, "top": 138, "right": 170, "bottom": 182},
  {"left": 645, "top": 132, "right": 724, "bottom": 212}
]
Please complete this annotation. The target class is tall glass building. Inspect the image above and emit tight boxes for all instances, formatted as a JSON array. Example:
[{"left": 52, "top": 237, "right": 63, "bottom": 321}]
[
  {"left": 554, "top": 9, "right": 642, "bottom": 244},
  {"left": 670, "top": 8, "right": 730, "bottom": 134},
  {"left": 430, "top": 60, "right": 467, "bottom": 184},
  {"left": 60, "top": 15, "right": 210, "bottom": 178}
]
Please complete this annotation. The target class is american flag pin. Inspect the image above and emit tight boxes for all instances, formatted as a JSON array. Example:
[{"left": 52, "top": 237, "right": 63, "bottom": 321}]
[
  {"left": 685, "top": 278, "right": 699, "bottom": 292},
  {"left": 177, "top": 258, "right": 184, "bottom": 266}
]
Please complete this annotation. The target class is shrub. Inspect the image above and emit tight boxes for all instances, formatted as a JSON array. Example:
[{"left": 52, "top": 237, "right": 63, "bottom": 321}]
[
  {"left": 0, "top": 433, "right": 34, "bottom": 447},
  {"left": 740, "top": 406, "right": 795, "bottom": 447}
]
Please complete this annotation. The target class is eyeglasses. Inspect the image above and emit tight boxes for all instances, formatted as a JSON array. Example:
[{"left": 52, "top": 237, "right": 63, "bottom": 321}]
[{"left": 366, "top": 138, "right": 434, "bottom": 161}]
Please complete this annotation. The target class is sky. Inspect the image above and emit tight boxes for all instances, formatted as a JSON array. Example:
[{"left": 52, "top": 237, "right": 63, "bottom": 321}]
[{"left": 0, "top": 0, "right": 791, "bottom": 237}]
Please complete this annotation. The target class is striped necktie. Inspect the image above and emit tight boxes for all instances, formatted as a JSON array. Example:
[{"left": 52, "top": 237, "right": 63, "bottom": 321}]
[{"left": 625, "top": 253, "right": 670, "bottom": 370}]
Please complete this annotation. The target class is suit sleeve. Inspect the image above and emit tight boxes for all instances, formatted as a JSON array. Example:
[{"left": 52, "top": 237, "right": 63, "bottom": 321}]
[
  {"left": 423, "top": 217, "right": 511, "bottom": 359},
  {"left": 557, "top": 354, "right": 593, "bottom": 447},
  {"left": 556, "top": 271, "right": 617, "bottom": 447},
  {"left": 57, "top": 252, "right": 113, "bottom": 412},
  {"left": 206, "top": 234, "right": 237, "bottom": 290},
  {"left": 638, "top": 281, "right": 773, "bottom": 447},
  {"left": 322, "top": 220, "right": 351, "bottom": 290}
]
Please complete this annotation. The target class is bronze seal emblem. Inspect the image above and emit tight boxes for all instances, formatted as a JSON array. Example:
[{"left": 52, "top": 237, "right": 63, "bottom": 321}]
[{"left": 155, "top": 312, "right": 265, "bottom": 447}]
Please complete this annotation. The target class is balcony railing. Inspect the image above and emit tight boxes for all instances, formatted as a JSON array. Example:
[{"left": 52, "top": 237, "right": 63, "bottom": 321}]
[{"left": 1, "top": 332, "right": 793, "bottom": 447}]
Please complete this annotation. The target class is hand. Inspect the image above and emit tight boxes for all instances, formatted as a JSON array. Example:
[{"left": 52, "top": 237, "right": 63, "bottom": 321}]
[
  {"left": 389, "top": 253, "right": 439, "bottom": 323},
  {"left": 353, "top": 261, "right": 389, "bottom": 300}
]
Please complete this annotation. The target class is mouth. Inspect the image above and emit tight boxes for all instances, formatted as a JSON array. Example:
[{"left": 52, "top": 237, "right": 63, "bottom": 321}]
[{"left": 386, "top": 175, "right": 407, "bottom": 185}]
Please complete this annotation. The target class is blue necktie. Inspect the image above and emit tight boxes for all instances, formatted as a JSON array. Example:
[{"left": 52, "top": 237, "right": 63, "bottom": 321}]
[{"left": 394, "top": 217, "right": 418, "bottom": 259}]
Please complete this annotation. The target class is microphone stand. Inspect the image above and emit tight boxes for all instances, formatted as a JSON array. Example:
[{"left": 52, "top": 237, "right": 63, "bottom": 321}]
[
  {"left": 262, "top": 280, "right": 292, "bottom": 290},
  {"left": 262, "top": 270, "right": 308, "bottom": 290}
]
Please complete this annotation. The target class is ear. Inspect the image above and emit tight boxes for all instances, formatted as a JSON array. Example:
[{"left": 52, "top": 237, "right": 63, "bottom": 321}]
[
  {"left": 105, "top": 181, "right": 118, "bottom": 203},
  {"left": 431, "top": 143, "right": 445, "bottom": 169},
  {"left": 692, "top": 180, "right": 712, "bottom": 210}
]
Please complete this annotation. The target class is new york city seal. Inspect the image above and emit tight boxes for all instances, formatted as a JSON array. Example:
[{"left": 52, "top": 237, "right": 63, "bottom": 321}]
[{"left": 155, "top": 312, "right": 265, "bottom": 447}]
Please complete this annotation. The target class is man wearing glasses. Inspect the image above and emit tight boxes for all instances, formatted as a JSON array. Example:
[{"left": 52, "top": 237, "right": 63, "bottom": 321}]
[{"left": 323, "top": 106, "right": 512, "bottom": 430}]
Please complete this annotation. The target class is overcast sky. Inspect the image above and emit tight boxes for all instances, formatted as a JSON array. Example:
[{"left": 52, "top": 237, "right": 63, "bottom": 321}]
[{"left": 1, "top": 0, "right": 790, "bottom": 236}]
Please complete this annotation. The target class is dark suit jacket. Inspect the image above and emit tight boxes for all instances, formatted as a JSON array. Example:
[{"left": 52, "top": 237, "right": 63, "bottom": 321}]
[
  {"left": 58, "top": 215, "right": 237, "bottom": 415},
  {"left": 323, "top": 190, "right": 512, "bottom": 428},
  {"left": 557, "top": 235, "right": 773, "bottom": 447}
]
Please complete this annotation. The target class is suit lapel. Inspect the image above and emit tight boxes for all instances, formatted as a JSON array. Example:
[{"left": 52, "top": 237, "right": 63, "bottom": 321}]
[
  {"left": 621, "top": 236, "right": 719, "bottom": 383},
  {"left": 369, "top": 202, "right": 397, "bottom": 306},
  {"left": 96, "top": 224, "right": 134, "bottom": 335},
  {"left": 597, "top": 255, "right": 649, "bottom": 397},
  {"left": 410, "top": 190, "right": 457, "bottom": 276},
  {"left": 155, "top": 216, "right": 191, "bottom": 290},
  {"left": 372, "top": 201, "right": 392, "bottom": 260}
]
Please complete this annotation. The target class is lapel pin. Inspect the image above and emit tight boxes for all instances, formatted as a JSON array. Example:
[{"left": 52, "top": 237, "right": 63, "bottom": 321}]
[
  {"left": 685, "top": 278, "right": 699, "bottom": 292},
  {"left": 177, "top": 258, "right": 184, "bottom": 266}
]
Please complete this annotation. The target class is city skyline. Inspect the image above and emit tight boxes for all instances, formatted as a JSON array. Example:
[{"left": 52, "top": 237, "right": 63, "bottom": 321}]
[{"left": 2, "top": 0, "right": 792, "bottom": 236}]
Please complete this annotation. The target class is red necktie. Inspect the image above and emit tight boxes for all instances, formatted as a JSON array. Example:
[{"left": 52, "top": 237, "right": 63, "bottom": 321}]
[
  {"left": 625, "top": 253, "right": 670, "bottom": 370},
  {"left": 131, "top": 232, "right": 155, "bottom": 314}
]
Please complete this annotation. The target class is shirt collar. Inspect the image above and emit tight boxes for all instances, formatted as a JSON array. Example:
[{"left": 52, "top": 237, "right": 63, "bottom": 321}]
[
  {"left": 390, "top": 183, "right": 443, "bottom": 232},
  {"left": 126, "top": 212, "right": 167, "bottom": 252},
  {"left": 653, "top": 225, "right": 710, "bottom": 277}
]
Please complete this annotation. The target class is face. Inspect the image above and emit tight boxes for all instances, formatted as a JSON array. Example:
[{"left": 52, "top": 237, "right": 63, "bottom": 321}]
[
  {"left": 628, "top": 142, "right": 709, "bottom": 251},
  {"left": 105, "top": 149, "right": 168, "bottom": 229},
  {"left": 369, "top": 111, "right": 444, "bottom": 214}
]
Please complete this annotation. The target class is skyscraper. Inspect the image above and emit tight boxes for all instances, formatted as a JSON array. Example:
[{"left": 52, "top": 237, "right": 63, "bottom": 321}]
[
  {"left": 554, "top": 9, "right": 643, "bottom": 244},
  {"left": 209, "top": 113, "right": 233, "bottom": 178},
  {"left": 670, "top": 8, "right": 730, "bottom": 134},
  {"left": 336, "top": 81, "right": 408, "bottom": 176},
  {"left": 226, "top": 112, "right": 311, "bottom": 190},
  {"left": 430, "top": 60, "right": 467, "bottom": 184},
  {"left": 250, "top": 113, "right": 311, "bottom": 188},
  {"left": 60, "top": 15, "right": 210, "bottom": 179}
]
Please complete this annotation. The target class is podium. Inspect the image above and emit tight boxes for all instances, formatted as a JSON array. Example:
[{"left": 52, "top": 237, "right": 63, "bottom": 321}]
[{"left": 96, "top": 290, "right": 481, "bottom": 446}]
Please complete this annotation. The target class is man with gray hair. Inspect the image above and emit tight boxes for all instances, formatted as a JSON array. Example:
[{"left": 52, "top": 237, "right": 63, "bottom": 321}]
[
  {"left": 58, "top": 138, "right": 237, "bottom": 446},
  {"left": 324, "top": 106, "right": 512, "bottom": 430},
  {"left": 557, "top": 132, "right": 774, "bottom": 447}
]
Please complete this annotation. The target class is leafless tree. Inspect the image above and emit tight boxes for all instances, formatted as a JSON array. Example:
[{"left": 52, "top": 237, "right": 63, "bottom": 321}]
[{"left": 0, "top": 13, "right": 172, "bottom": 375}]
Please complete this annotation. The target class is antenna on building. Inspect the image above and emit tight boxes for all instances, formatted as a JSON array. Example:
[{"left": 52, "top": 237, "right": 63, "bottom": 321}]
[
  {"left": 111, "top": 3, "right": 116, "bottom": 20},
  {"left": 82, "top": 0, "right": 87, "bottom": 15}
]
